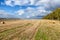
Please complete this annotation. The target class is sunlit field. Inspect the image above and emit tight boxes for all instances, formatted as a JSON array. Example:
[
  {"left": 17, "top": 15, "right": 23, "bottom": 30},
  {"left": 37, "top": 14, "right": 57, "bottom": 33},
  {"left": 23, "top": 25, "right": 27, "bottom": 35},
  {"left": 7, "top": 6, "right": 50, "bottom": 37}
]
[{"left": 0, "top": 19, "right": 60, "bottom": 40}]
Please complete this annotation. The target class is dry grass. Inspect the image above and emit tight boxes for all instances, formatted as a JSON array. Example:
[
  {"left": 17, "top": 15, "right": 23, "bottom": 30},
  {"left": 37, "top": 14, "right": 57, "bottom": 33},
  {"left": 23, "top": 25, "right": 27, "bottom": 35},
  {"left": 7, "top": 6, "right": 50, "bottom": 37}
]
[
  {"left": 0, "top": 19, "right": 60, "bottom": 40},
  {"left": 34, "top": 19, "right": 60, "bottom": 40}
]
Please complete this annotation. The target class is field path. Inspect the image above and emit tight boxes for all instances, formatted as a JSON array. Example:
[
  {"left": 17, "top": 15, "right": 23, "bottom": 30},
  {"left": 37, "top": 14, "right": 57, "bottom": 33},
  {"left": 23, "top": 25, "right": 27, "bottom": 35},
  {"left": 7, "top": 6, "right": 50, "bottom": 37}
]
[
  {"left": 14, "top": 20, "right": 40, "bottom": 40},
  {"left": 0, "top": 20, "right": 39, "bottom": 40},
  {"left": 0, "top": 19, "right": 60, "bottom": 40}
]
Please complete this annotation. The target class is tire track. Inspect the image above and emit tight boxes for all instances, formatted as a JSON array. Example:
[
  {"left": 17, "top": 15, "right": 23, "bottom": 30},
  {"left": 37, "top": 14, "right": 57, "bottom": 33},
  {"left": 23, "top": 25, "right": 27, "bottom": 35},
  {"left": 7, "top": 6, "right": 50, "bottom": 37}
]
[
  {"left": 0, "top": 23, "right": 31, "bottom": 40},
  {"left": 0, "top": 23, "right": 27, "bottom": 33},
  {"left": 11, "top": 21, "right": 40, "bottom": 40},
  {"left": 1, "top": 21, "right": 37, "bottom": 40},
  {"left": 0, "top": 20, "right": 29, "bottom": 32}
]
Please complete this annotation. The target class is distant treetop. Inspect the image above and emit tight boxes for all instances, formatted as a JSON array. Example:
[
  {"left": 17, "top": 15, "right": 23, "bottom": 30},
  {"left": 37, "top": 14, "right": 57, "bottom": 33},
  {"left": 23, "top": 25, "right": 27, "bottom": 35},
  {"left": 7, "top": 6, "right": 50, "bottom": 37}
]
[{"left": 43, "top": 8, "right": 60, "bottom": 20}]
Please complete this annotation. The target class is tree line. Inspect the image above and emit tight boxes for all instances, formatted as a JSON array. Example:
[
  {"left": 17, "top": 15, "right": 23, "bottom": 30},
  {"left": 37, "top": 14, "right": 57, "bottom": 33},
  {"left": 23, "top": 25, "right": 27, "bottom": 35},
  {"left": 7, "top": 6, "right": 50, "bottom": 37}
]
[{"left": 43, "top": 8, "right": 60, "bottom": 20}]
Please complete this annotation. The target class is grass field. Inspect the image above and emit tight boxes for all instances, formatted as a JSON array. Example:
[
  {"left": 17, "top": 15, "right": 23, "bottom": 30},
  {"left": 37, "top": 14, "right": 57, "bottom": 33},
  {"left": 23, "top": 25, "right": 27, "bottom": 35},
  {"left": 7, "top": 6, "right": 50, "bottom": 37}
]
[{"left": 0, "top": 19, "right": 60, "bottom": 40}]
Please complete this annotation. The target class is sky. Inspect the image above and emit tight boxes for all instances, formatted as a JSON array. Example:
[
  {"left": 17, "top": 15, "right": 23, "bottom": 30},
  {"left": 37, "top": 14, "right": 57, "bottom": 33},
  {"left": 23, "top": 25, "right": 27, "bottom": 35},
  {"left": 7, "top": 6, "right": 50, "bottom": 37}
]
[{"left": 0, "top": 0, "right": 60, "bottom": 19}]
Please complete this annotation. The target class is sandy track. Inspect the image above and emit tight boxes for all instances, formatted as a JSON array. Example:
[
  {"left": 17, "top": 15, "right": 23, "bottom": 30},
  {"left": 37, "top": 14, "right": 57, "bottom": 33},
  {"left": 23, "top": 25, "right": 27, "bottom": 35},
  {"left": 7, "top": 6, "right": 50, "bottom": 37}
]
[{"left": 11, "top": 20, "right": 40, "bottom": 40}]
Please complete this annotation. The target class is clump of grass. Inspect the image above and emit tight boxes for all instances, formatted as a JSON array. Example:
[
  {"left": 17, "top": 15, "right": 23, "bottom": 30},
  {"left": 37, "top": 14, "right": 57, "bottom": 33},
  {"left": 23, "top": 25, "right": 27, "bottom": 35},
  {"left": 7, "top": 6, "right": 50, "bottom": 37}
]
[{"left": 35, "top": 27, "right": 48, "bottom": 40}]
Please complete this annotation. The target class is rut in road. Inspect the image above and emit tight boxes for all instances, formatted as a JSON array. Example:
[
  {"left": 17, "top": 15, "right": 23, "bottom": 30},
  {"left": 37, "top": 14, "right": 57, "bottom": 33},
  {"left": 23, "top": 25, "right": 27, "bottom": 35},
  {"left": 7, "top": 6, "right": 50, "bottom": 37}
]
[{"left": 10, "top": 21, "right": 40, "bottom": 40}]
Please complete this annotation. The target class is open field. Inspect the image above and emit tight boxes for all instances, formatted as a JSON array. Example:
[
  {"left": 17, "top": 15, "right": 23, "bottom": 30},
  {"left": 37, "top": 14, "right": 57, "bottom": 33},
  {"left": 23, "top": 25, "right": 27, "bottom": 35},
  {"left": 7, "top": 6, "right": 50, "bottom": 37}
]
[{"left": 0, "top": 19, "right": 60, "bottom": 40}]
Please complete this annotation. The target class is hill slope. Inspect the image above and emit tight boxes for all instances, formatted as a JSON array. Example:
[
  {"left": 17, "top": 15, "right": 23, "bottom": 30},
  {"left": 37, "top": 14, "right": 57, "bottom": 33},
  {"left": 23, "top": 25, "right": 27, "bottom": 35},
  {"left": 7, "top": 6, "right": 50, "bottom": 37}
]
[{"left": 43, "top": 8, "right": 60, "bottom": 20}]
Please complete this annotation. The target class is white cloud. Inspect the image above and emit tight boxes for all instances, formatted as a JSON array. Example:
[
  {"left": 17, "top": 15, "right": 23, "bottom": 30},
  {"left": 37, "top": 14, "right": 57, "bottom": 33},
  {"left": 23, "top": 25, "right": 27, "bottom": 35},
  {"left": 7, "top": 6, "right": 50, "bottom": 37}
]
[
  {"left": 50, "top": 0, "right": 60, "bottom": 7},
  {"left": 16, "top": 10, "right": 24, "bottom": 15},
  {"left": 31, "top": 13, "right": 35, "bottom": 16},
  {"left": 0, "top": 10, "right": 9, "bottom": 18},
  {"left": 14, "top": 0, "right": 29, "bottom": 5},
  {"left": 29, "top": 0, "right": 35, "bottom": 5},
  {"left": 4, "top": 0, "right": 60, "bottom": 10},
  {"left": 35, "top": 0, "right": 50, "bottom": 6},
  {"left": 0, "top": 10, "right": 8, "bottom": 15},
  {"left": 26, "top": 16, "right": 30, "bottom": 18},
  {"left": 25, "top": 7, "right": 38, "bottom": 16},
  {"left": 4, "top": 0, "right": 60, "bottom": 7},
  {"left": 0, "top": 10, "right": 19, "bottom": 18},
  {"left": 16, "top": 7, "right": 51, "bottom": 18},
  {"left": 4, "top": 0, "right": 60, "bottom": 18},
  {"left": 16, "top": 7, "right": 37, "bottom": 18},
  {"left": 38, "top": 10, "right": 46, "bottom": 13},
  {"left": 37, "top": 7, "right": 46, "bottom": 12},
  {"left": 4, "top": 0, "right": 35, "bottom": 6},
  {"left": 5, "top": 0, "right": 29, "bottom": 6},
  {"left": 5, "top": 0, "right": 14, "bottom": 6}
]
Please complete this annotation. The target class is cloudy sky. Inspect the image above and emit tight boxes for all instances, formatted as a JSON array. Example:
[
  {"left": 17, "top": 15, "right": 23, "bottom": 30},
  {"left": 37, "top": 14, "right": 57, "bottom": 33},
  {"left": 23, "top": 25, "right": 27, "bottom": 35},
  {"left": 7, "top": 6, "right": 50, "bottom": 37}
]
[{"left": 0, "top": 0, "right": 60, "bottom": 19}]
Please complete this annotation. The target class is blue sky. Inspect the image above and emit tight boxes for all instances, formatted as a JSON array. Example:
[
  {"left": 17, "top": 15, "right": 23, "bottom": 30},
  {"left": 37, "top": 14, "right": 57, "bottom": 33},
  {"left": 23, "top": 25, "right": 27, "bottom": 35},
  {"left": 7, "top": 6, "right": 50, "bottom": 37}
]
[{"left": 0, "top": 0, "right": 60, "bottom": 18}]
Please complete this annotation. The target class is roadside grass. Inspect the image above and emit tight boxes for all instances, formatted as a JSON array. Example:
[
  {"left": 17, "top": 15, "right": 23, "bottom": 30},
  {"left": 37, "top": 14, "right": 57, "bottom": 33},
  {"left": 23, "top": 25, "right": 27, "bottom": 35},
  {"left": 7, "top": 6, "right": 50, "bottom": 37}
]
[{"left": 35, "top": 26, "right": 48, "bottom": 40}]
